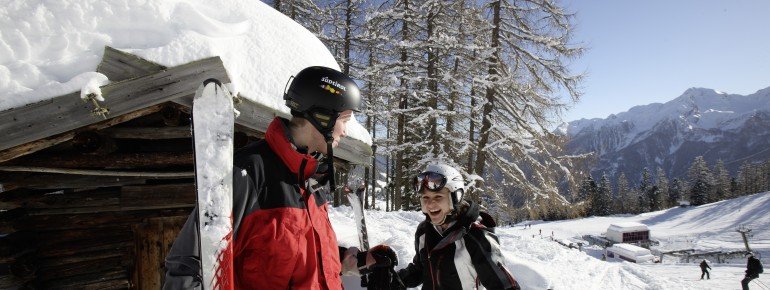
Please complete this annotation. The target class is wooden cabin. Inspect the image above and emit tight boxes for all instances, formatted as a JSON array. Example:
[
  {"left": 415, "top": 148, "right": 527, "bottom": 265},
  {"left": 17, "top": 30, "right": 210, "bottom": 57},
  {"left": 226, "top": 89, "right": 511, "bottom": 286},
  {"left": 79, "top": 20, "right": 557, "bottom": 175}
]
[{"left": 0, "top": 47, "right": 372, "bottom": 289}]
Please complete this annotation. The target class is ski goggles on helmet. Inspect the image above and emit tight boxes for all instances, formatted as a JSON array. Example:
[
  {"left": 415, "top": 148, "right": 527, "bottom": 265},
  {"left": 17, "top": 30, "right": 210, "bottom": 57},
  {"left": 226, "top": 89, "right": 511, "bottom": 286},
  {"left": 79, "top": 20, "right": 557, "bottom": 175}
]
[{"left": 413, "top": 171, "right": 447, "bottom": 193}]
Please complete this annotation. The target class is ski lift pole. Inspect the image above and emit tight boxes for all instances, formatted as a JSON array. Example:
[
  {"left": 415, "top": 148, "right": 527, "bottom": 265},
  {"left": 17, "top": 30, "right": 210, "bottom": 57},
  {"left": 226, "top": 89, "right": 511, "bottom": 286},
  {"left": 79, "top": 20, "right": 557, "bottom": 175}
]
[{"left": 736, "top": 225, "right": 753, "bottom": 253}]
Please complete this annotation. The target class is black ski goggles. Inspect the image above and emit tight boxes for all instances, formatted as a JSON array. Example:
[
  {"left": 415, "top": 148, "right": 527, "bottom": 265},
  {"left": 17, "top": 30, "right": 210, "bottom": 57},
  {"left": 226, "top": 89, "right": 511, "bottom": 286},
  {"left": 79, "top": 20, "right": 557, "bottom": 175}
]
[{"left": 413, "top": 171, "right": 447, "bottom": 193}]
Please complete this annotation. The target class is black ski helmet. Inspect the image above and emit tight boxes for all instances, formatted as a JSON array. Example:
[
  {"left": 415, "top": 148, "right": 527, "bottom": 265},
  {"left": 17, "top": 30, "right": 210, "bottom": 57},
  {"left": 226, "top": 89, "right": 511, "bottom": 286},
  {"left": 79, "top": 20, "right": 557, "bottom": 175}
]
[
  {"left": 284, "top": 66, "right": 361, "bottom": 137},
  {"left": 283, "top": 66, "right": 361, "bottom": 191}
]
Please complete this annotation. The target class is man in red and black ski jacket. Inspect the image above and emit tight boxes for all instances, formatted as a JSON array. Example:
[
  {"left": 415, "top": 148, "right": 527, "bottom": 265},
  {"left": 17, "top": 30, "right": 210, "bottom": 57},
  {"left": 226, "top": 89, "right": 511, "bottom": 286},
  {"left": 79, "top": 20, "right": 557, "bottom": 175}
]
[{"left": 164, "top": 67, "right": 395, "bottom": 289}]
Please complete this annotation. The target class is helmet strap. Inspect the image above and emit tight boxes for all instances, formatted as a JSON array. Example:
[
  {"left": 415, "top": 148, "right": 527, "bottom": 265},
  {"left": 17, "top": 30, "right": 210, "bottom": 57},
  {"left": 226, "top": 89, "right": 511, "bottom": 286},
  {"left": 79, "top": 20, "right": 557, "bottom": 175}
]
[
  {"left": 301, "top": 109, "right": 338, "bottom": 138},
  {"left": 450, "top": 189, "right": 463, "bottom": 210},
  {"left": 326, "top": 138, "right": 336, "bottom": 191},
  {"left": 296, "top": 109, "right": 339, "bottom": 191}
]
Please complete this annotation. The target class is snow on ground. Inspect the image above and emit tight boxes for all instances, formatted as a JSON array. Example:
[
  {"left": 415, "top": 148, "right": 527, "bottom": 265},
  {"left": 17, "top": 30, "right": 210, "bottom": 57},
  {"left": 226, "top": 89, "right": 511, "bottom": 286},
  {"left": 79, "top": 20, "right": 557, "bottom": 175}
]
[
  {"left": 0, "top": 0, "right": 371, "bottom": 144},
  {"left": 331, "top": 191, "right": 770, "bottom": 289}
]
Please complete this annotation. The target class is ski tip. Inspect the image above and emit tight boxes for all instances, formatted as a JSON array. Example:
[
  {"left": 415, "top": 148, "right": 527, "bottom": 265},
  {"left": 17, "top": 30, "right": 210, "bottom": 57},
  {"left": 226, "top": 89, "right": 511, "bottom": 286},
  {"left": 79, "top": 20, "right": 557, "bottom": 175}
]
[{"left": 203, "top": 78, "right": 223, "bottom": 87}]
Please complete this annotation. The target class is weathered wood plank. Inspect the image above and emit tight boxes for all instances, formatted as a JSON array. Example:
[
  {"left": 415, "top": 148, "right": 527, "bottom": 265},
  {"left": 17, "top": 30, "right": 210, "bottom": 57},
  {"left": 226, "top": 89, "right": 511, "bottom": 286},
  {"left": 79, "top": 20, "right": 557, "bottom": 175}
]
[
  {"left": 0, "top": 256, "right": 35, "bottom": 289},
  {"left": 37, "top": 250, "right": 123, "bottom": 268},
  {"left": 0, "top": 209, "right": 24, "bottom": 234},
  {"left": 15, "top": 209, "right": 190, "bottom": 232},
  {"left": 0, "top": 173, "right": 149, "bottom": 191},
  {"left": 35, "top": 227, "right": 132, "bottom": 249},
  {"left": 0, "top": 56, "right": 230, "bottom": 155},
  {"left": 174, "top": 94, "right": 372, "bottom": 164},
  {"left": 0, "top": 104, "right": 164, "bottom": 163},
  {"left": 0, "top": 166, "right": 193, "bottom": 178},
  {"left": 172, "top": 92, "right": 279, "bottom": 134},
  {"left": 81, "top": 279, "right": 132, "bottom": 290},
  {"left": 41, "top": 268, "right": 127, "bottom": 288},
  {"left": 335, "top": 136, "right": 373, "bottom": 166},
  {"left": 36, "top": 236, "right": 132, "bottom": 258},
  {"left": 102, "top": 126, "right": 192, "bottom": 139},
  {"left": 121, "top": 184, "right": 195, "bottom": 207},
  {"left": 96, "top": 46, "right": 166, "bottom": 81},
  {"left": 4, "top": 151, "right": 193, "bottom": 169},
  {"left": 97, "top": 46, "right": 373, "bottom": 165},
  {"left": 27, "top": 204, "right": 193, "bottom": 216},
  {"left": 1, "top": 187, "right": 120, "bottom": 210},
  {"left": 134, "top": 218, "right": 163, "bottom": 289},
  {"left": 0, "top": 274, "right": 30, "bottom": 289},
  {"left": 38, "top": 256, "right": 125, "bottom": 280},
  {"left": 71, "top": 130, "right": 118, "bottom": 155},
  {"left": 0, "top": 232, "right": 35, "bottom": 264}
]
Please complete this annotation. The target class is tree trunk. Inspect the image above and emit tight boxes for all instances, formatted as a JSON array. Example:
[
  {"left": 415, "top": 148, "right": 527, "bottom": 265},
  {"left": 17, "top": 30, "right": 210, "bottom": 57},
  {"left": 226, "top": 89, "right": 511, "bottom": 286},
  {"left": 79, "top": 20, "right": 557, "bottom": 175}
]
[
  {"left": 446, "top": 59, "right": 459, "bottom": 155},
  {"left": 385, "top": 120, "right": 391, "bottom": 212},
  {"left": 467, "top": 81, "right": 476, "bottom": 173},
  {"left": 343, "top": 0, "right": 352, "bottom": 75},
  {"left": 393, "top": 0, "right": 410, "bottom": 211},
  {"left": 472, "top": 0, "right": 501, "bottom": 203},
  {"left": 370, "top": 125, "right": 377, "bottom": 210},
  {"left": 427, "top": 12, "right": 439, "bottom": 156}
]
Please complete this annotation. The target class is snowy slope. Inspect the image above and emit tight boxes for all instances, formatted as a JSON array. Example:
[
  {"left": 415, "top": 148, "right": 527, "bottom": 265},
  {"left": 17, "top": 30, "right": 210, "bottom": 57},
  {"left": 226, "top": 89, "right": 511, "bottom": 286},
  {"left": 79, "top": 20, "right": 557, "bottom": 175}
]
[
  {"left": 0, "top": 0, "right": 371, "bottom": 144},
  {"left": 331, "top": 191, "right": 770, "bottom": 289}
]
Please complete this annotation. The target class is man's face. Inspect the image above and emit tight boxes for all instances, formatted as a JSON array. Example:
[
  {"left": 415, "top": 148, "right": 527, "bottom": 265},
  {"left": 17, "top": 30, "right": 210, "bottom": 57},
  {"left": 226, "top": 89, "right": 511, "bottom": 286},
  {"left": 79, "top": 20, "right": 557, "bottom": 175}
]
[
  {"left": 420, "top": 187, "right": 452, "bottom": 225},
  {"left": 331, "top": 110, "right": 353, "bottom": 148}
]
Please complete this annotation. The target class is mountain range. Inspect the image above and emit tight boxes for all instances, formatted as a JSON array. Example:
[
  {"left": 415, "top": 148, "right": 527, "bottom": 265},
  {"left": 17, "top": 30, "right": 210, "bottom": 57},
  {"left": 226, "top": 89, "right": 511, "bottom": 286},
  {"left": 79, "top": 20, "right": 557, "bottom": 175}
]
[{"left": 557, "top": 86, "right": 770, "bottom": 183}]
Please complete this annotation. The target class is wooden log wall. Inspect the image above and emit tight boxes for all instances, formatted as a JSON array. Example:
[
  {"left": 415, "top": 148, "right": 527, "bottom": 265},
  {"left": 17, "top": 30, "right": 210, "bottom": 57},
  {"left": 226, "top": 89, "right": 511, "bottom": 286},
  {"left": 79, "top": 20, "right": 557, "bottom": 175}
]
[{"left": 0, "top": 107, "right": 256, "bottom": 289}]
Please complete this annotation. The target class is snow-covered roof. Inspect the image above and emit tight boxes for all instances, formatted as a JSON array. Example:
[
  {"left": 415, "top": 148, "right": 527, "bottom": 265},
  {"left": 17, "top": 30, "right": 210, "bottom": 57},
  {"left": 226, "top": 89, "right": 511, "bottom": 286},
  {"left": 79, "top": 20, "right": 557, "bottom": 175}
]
[
  {"left": 0, "top": 0, "right": 371, "bottom": 145},
  {"left": 609, "top": 243, "right": 652, "bottom": 256},
  {"left": 607, "top": 222, "right": 649, "bottom": 233}
]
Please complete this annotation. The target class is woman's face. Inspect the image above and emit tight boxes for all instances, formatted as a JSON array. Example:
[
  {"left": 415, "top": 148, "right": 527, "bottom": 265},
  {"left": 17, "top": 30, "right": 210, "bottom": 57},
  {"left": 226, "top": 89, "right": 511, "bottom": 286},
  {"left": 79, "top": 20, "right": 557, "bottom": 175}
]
[{"left": 420, "top": 187, "right": 452, "bottom": 225}]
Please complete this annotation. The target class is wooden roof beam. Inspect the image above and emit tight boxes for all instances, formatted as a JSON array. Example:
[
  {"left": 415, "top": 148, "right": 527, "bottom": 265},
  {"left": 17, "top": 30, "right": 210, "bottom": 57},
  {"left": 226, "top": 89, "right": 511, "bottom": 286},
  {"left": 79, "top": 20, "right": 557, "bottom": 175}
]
[{"left": 0, "top": 56, "right": 230, "bottom": 162}]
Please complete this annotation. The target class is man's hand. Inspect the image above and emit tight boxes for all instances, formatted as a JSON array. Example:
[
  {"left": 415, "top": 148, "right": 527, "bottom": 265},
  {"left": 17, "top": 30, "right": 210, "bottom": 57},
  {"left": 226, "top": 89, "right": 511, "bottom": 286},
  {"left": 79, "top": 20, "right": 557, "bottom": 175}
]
[{"left": 358, "top": 244, "right": 398, "bottom": 272}]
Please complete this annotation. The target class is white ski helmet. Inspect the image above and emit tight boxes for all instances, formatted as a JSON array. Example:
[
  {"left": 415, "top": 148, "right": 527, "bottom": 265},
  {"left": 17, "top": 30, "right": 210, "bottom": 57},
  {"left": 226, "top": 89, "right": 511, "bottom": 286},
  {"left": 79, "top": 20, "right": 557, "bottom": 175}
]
[{"left": 415, "top": 163, "right": 465, "bottom": 208}]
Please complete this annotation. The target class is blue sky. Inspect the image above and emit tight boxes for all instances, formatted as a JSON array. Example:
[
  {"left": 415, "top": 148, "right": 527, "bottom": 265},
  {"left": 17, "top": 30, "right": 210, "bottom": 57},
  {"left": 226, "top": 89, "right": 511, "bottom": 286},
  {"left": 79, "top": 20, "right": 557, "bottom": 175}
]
[{"left": 560, "top": 0, "right": 770, "bottom": 122}]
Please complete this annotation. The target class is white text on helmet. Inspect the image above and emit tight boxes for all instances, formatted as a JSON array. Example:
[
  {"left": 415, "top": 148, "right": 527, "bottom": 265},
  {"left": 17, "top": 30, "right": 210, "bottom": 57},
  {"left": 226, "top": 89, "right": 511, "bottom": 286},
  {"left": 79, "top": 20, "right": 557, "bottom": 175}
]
[{"left": 321, "top": 77, "right": 347, "bottom": 92}]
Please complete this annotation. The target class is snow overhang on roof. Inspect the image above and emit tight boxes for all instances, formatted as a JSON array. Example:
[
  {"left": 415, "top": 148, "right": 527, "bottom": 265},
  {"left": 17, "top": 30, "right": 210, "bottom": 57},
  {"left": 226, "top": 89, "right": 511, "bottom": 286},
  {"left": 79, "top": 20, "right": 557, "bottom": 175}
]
[
  {"left": 0, "top": 0, "right": 372, "bottom": 165},
  {"left": 607, "top": 222, "right": 649, "bottom": 233},
  {"left": 610, "top": 243, "right": 652, "bottom": 255},
  {"left": 0, "top": 47, "right": 372, "bottom": 165}
]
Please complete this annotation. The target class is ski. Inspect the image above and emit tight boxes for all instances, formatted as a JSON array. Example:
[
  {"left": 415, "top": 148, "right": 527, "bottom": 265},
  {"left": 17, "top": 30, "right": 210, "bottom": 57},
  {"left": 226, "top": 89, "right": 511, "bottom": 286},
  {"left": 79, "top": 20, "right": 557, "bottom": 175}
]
[
  {"left": 347, "top": 188, "right": 370, "bottom": 251},
  {"left": 192, "top": 79, "right": 235, "bottom": 290},
  {"left": 347, "top": 188, "right": 402, "bottom": 290},
  {"left": 347, "top": 188, "right": 372, "bottom": 288}
]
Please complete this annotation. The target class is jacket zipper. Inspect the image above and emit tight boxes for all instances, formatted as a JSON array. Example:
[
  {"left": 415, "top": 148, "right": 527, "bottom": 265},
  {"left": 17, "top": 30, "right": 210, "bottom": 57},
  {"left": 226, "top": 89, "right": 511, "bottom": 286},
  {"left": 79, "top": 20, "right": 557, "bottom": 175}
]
[
  {"left": 300, "top": 184, "right": 327, "bottom": 285},
  {"left": 428, "top": 254, "right": 437, "bottom": 290}
]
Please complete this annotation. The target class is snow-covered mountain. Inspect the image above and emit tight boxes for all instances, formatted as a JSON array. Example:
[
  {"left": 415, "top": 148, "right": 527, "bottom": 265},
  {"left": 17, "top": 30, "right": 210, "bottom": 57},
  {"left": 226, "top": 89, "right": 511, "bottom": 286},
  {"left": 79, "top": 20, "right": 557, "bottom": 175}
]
[{"left": 558, "top": 87, "right": 770, "bottom": 180}]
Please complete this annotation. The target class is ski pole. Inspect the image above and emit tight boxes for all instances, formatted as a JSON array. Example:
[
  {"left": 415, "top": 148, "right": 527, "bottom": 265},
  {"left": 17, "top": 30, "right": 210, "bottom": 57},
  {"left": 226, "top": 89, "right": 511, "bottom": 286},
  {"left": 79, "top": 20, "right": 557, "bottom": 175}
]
[{"left": 754, "top": 279, "right": 769, "bottom": 290}]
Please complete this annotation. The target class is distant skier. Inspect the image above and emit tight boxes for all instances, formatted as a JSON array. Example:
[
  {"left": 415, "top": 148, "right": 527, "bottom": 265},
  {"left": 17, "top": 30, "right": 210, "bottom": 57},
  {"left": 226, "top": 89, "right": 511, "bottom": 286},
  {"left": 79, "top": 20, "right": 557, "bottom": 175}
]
[
  {"left": 392, "top": 163, "right": 521, "bottom": 290},
  {"left": 741, "top": 252, "right": 764, "bottom": 290},
  {"left": 700, "top": 259, "right": 711, "bottom": 279}
]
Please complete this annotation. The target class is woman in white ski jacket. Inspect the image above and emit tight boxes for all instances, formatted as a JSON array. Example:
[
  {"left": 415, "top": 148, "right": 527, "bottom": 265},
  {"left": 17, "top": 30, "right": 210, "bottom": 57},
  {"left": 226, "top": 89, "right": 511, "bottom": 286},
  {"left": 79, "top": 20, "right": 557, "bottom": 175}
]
[{"left": 394, "top": 163, "right": 520, "bottom": 290}]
